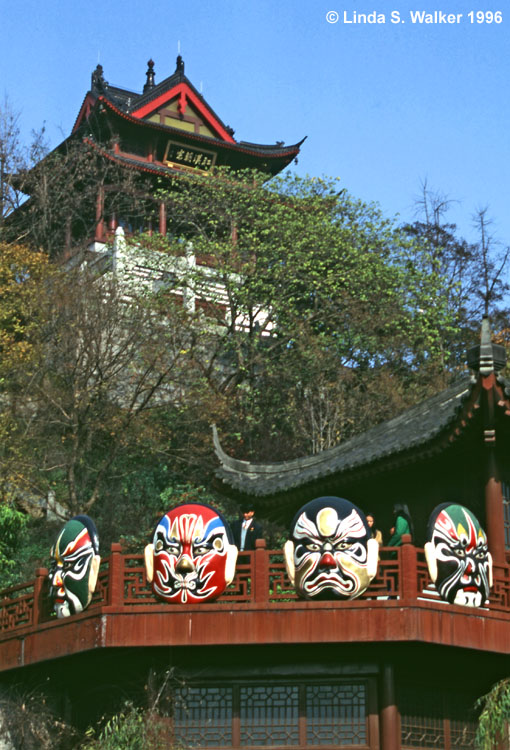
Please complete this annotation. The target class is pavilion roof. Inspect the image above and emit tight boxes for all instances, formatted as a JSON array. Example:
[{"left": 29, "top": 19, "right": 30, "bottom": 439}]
[
  {"left": 71, "top": 56, "right": 304, "bottom": 176},
  {"left": 214, "top": 319, "right": 510, "bottom": 500}
]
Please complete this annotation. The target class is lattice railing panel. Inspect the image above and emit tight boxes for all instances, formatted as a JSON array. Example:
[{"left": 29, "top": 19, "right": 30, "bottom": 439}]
[
  {"left": 123, "top": 556, "right": 153, "bottom": 604},
  {"left": 240, "top": 685, "right": 300, "bottom": 746},
  {"left": 488, "top": 563, "right": 510, "bottom": 610},
  {"left": 306, "top": 683, "right": 367, "bottom": 746},
  {"left": 0, "top": 581, "right": 34, "bottom": 631},
  {"left": 90, "top": 561, "right": 110, "bottom": 607},
  {"left": 268, "top": 555, "right": 297, "bottom": 602},
  {"left": 221, "top": 554, "right": 252, "bottom": 602},
  {"left": 359, "top": 552, "right": 400, "bottom": 600}
]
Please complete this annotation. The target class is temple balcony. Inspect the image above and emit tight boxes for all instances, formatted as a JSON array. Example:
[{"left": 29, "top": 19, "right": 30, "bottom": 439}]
[{"left": 2, "top": 536, "right": 510, "bottom": 674}]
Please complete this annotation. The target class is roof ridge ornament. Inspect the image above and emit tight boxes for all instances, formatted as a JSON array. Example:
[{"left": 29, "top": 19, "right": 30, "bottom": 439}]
[
  {"left": 91, "top": 64, "right": 107, "bottom": 94},
  {"left": 143, "top": 59, "right": 156, "bottom": 93},
  {"left": 176, "top": 55, "right": 185, "bottom": 75},
  {"left": 467, "top": 315, "right": 506, "bottom": 376}
]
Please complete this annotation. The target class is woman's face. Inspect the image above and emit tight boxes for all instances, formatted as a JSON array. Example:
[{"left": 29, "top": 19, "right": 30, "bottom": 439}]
[{"left": 366, "top": 515, "right": 374, "bottom": 528}]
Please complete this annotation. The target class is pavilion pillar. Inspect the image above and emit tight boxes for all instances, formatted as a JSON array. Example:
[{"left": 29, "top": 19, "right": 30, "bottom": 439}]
[
  {"left": 33, "top": 567, "right": 49, "bottom": 626},
  {"left": 253, "top": 538, "right": 269, "bottom": 604},
  {"left": 482, "top": 375, "right": 507, "bottom": 564},
  {"left": 380, "top": 664, "right": 400, "bottom": 750},
  {"left": 485, "top": 449, "right": 506, "bottom": 564},
  {"left": 467, "top": 319, "right": 508, "bottom": 564},
  {"left": 95, "top": 186, "right": 105, "bottom": 243},
  {"left": 159, "top": 201, "right": 167, "bottom": 235},
  {"left": 108, "top": 542, "right": 124, "bottom": 607}
]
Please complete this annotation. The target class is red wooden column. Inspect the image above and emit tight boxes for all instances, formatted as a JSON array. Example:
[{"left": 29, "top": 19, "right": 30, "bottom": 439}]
[
  {"left": 95, "top": 186, "right": 106, "bottom": 243},
  {"left": 400, "top": 535, "right": 418, "bottom": 604},
  {"left": 32, "top": 567, "right": 49, "bottom": 625},
  {"left": 108, "top": 543, "right": 124, "bottom": 607},
  {"left": 485, "top": 450, "right": 506, "bottom": 564},
  {"left": 253, "top": 539, "right": 269, "bottom": 604},
  {"left": 159, "top": 202, "right": 167, "bottom": 235},
  {"left": 483, "top": 376, "right": 507, "bottom": 564},
  {"left": 380, "top": 664, "right": 400, "bottom": 750}
]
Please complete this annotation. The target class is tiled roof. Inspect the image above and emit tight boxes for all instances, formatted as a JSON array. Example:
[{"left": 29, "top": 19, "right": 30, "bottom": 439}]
[{"left": 213, "top": 374, "right": 485, "bottom": 497}]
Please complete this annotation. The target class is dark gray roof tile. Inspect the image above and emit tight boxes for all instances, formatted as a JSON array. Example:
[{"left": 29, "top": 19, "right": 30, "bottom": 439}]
[{"left": 214, "top": 374, "right": 479, "bottom": 496}]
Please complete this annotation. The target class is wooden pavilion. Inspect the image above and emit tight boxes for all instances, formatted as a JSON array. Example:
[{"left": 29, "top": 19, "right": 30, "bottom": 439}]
[{"left": 1, "top": 319, "right": 510, "bottom": 749}]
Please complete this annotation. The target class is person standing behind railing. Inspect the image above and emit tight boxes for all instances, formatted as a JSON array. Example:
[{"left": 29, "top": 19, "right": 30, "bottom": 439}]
[
  {"left": 231, "top": 505, "right": 264, "bottom": 551},
  {"left": 366, "top": 512, "right": 383, "bottom": 546},
  {"left": 387, "top": 503, "right": 414, "bottom": 547}
]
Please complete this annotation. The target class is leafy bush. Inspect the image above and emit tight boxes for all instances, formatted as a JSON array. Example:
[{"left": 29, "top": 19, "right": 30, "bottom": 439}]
[{"left": 0, "top": 504, "right": 28, "bottom": 589}]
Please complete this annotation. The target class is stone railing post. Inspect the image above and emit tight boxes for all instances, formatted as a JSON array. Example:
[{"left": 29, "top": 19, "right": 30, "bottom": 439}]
[
  {"left": 400, "top": 534, "right": 418, "bottom": 603},
  {"left": 33, "top": 567, "right": 49, "bottom": 625},
  {"left": 253, "top": 539, "right": 269, "bottom": 604},
  {"left": 108, "top": 543, "right": 124, "bottom": 607}
]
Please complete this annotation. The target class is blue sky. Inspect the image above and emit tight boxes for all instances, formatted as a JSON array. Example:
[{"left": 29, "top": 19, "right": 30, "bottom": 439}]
[{"left": 1, "top": 0, "right": 508, "bottom": 245}]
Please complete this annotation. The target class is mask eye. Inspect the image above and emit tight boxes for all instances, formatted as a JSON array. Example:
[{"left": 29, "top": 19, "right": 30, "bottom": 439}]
[
  {"left": 69, "top": 556, "right": 87, "bottom": 573},
  {"left": 306, "top": 543, "right": 321, "bottom": 552},
  {"left": 454, "top": 548, "right": 465, "bottom": 558},
  {"left": 155, "top": 540, "right": 164, "bottom": 552},
  {"left": 336, "top": 541, "right": 351, "bottom": 551},
  {"left": 194, "top": 544, "right": 210, "bottom": 555}
]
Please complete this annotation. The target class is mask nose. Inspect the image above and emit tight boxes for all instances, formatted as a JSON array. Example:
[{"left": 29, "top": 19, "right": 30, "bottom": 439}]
[
  {"left": 176, "top": 555, "right": 195, "bottom": 575},
  {"left": 52, "top": 568, "right": 63, "bottom": 587},
  {"left": 319, "top": 552, "right": 337, "bottom": 569}
]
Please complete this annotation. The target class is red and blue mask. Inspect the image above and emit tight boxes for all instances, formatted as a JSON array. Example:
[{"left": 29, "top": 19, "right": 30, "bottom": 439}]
[{"left": 144, "top": 503, "right": 238, "bottom": 604}]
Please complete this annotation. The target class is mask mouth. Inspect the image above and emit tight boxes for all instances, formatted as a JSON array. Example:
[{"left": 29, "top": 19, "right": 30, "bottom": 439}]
[{"left": 174, "top": 572, "right": 199, "bottom": 591}]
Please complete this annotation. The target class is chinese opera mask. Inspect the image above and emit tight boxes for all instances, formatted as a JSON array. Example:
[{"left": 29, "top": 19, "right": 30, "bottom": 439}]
[
  {"left": 284, "top": 497, "right": 379, "bottom": 600},
  {"left": 49, "top": 515, "right": 101, "bottom": 618},
  {"left": 144, "top": 503, "right": 238, "bottom": 604},
  {"left": 424, "top": 503, "right": 493, "bottom": 607}
]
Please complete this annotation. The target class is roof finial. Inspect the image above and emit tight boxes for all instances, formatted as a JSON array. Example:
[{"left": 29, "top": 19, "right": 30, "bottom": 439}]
[
  {"left": 467, "top": 315, "right": 507, "bottom": 376},
  {"left": 91, "top": 63, "right": 107, "bottom": 93},
  {"left": 176, "top": 55, "right": 185, "bottom": 75},
  {"left": 143, "top": 59, "right": 156, "bottom": 93}
]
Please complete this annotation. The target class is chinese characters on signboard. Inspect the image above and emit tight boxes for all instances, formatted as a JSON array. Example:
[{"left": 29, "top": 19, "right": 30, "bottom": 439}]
[{"left": 164, "top": 141, "right": 217, "bottom": 171}]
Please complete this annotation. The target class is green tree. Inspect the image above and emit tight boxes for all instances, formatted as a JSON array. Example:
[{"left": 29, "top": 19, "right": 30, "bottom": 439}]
[
  {"left": 403, "top": 183, "right": 510, "bottom": 377},
  {"left": 151, "top": 168, "right": 459, "bottom": 459},
  {"left": 0, "top": 259, "right": 202, "bottom": 517}
]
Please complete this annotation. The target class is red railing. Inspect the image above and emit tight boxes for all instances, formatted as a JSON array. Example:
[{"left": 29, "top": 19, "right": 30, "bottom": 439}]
[{"left": 2, "top": 537, "right": 510, "bottom": 637}]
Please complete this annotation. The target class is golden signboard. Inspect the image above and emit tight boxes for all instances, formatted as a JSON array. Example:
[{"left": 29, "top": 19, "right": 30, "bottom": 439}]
[{"left": 163, "top": 141, "right": 217, "bottom": 171}]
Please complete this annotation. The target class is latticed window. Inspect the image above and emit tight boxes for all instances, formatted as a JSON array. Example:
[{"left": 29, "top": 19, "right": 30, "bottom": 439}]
[
  {"left": 306, "top": 683, "right": 367, "bottom": 746},
  {"left": 400, "top": 684, "right": 477, "bottom": 750},
  {"left": 174, "top": 686, "right": 233, "bottom": 747},
  {"left": 173, "top": 680, "right": 371, "bottom": 749}
]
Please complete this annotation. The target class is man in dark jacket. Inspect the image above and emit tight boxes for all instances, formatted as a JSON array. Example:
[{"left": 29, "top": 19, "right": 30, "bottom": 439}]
[{"left": 231, "top": 505, "right": 263, "bottom": 551}]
